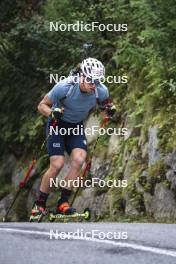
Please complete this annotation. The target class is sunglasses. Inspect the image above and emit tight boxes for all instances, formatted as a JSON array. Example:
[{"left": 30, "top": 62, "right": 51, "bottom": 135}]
[{"left": 84, "top": 77, "right": 100, "bottom": 85}]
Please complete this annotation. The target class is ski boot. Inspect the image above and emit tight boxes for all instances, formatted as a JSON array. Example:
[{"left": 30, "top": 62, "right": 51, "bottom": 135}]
[
  {"left": 49, "top": 202, "right": 77, "bottom": 222},
  {"left": 57, "top": 202, "right": 77, "bottom": 215},
  {"left": 29, "top": 202, "right": 47, "bottom": 222}
]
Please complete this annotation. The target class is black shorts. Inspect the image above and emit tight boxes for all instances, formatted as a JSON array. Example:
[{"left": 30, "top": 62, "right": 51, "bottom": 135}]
[{"left": 46, "top": 118, "right": 87, "bottom": 157}]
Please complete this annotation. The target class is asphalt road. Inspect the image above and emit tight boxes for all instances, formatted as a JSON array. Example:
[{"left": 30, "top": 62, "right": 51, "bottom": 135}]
[{"left": 0, "top": 222, "right": 176, "bottom": 264}]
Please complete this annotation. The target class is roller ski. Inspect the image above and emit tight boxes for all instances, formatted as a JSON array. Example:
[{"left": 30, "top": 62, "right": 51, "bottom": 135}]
[
  {"left": 49, "top": 202, "right": 91, "bottom": 222},
  {"left": 29, "top": 203, "right": 48, "bottom": 222}
]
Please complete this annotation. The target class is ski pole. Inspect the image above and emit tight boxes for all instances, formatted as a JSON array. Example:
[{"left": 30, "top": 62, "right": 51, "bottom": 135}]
[
  {"left": 2, "top": 118, "right": 59, "bottom": 221},
  {"left": 3, "top": 159, "right": 37, "bottom": 222}
]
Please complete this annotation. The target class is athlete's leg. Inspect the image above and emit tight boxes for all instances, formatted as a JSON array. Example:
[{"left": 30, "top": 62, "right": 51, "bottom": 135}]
[
  {"left": 56, "top": 148, "right": 86, "bottom": 214},
  {"left": 31, "top": 120, "right": 65, "bottom": 216},
  {"left": 34, "top": 155, "right": 64, "bottom": 208},
  {"left": 40, "top": 119, "right": 65, "bottom": 196},
  {"left": 31, "top": 156, "right": 65, "bottom": 216},
  {"left": 64, "top": 148, "right": 87, "bottom": 188},
  {"left": 56, "top": 122, "right": 87, "bottom": 213},
  {"left": 40, "top": 155, "right": 64, "bottom": 193}
]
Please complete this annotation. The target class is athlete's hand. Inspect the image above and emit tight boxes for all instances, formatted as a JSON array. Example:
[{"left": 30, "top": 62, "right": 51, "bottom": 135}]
[
  {"left": 51, "top": 107, "right": 64, "bottom": 120},
  {"left": 100, "top": 103, "right": 117, "bottom": 118},
  {"left": 106, "top": 104, "right": 117, "bottom": 117}
]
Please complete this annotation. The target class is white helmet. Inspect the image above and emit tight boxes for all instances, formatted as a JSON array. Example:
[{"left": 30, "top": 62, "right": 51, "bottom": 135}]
[{"left": 81, "top": 58, "right": 105, "bottom": 81}]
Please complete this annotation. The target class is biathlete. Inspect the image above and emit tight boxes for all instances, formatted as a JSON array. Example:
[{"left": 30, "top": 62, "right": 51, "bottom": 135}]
[{"left": 31, "top": 58, "right": 116, "bottom": 218}]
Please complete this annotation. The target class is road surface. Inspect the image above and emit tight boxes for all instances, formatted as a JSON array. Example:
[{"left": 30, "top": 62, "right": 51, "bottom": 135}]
[{"left": 0, "top": 222, "right": 176, "bottom": 264}]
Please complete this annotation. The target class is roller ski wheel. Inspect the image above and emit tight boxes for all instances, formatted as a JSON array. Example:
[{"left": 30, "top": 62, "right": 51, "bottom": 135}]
[
  {"left": 48, "top": 210, "right": 56, "bottom": 222},
  {"left": 29, "top": 203, "right": 47, "bottom": 223},
  {"left": 83, "top": 208, "right": 91, "bottom": 221}
]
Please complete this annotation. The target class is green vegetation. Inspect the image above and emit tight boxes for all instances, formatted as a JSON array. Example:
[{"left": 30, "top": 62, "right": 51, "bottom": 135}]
[{"left": 0, "top": 0, "right": 176, "bottom": 221}]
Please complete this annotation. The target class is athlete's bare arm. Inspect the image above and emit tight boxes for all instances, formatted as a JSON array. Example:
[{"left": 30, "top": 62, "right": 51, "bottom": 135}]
[{"left": 38, "top": 95, "right": 53, "bottom": 117}]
